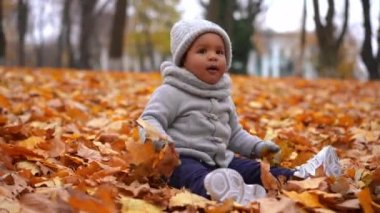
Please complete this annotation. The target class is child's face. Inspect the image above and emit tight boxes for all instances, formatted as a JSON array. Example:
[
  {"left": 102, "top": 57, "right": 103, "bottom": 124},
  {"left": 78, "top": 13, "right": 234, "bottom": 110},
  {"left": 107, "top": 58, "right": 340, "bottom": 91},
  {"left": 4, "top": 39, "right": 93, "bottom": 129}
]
[{"left": 183, "top": 33, "right": 227, "bottom": 85}]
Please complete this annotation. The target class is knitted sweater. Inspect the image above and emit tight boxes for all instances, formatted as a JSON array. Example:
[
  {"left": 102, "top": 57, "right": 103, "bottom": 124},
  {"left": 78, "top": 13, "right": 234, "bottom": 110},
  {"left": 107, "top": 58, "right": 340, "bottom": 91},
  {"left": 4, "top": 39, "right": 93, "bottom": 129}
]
[{"left": 139, "top": 61, "right": 263, "bottom": 167}]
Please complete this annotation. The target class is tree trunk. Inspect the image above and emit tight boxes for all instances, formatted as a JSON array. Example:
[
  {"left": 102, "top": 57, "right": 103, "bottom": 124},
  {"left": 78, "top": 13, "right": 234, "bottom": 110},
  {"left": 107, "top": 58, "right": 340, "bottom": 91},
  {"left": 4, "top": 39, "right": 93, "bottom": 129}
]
[
  {"left": 360, "top": 0, "right": 379, "bottom": 79},
  {"left": 312, "top": 0, "right": 349, "bottom": 78},
  {"left": 294, "top": 0, "right": 307, "bottom": 77},
  {"left": 57, "top": 0, "right": 73, "bottom": 67},
  {"left": 206, "top": 0, "right": 234, "bottom": 37},
  {"left": 203, "top": 0, "right": 262, "bottom": 74},
  {"left": 78, "top": 0, "right": 97, "bottom": 69},
  {"left": 36, "top": 2, "right": 45, "bottom": 67},
  {"left": 17, "top": 0, "right": 28, "bottom": 66},
  {"left": 109, "top": 0, "right": 128, "bottom": 71},
  {"left": 144, "top": 28, "right": 156, "bottom": 70},
  {"left": 0, "top": 0, "right": 5, "bottom": 64}
]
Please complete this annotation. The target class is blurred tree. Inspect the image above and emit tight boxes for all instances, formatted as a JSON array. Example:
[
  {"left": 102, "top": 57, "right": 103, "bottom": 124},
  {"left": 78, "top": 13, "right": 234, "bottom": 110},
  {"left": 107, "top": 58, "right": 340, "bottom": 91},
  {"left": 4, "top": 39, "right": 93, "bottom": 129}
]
[
  {"left": 201, "top": 0, "right": 263, "bottom": 74},
  {"left": 109, "top": 0, "right": 129, "bottom": 71},
  {"left": 294, "top": 0, "right": 307, "bottom": 77},
  {"left": 312, "top": 0, "right": 349, "bottom": 77},
  {"left": 17, "top": 0, "right": 28, "bottom": 66},
  {"left": 57, "top": 0, "right": 74, "bottom": 67},
  {"left": 204, "top": 0, "right": 234, "bottom": 36},
  {"left": 0, "top": 0, "right": 5, "bottom": 64},
  {"left": 77, "top": 0, "right": 97, "bottom": 69},
  {"left": 360, "top": 0, "right": 379, "bottom": 80},
  {"left": 126, "top": 0, "right": 179, "bottom": 71},
  {"left": 36, "top": 1, "right": 45, "bottom": 67}
]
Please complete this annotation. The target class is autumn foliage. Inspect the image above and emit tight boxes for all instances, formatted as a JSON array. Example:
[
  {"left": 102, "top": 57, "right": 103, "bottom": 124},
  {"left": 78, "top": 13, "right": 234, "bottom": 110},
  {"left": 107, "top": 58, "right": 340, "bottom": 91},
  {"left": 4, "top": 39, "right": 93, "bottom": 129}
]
[{"left": 0, "top": 67, "right": 379, "bottom": 212}]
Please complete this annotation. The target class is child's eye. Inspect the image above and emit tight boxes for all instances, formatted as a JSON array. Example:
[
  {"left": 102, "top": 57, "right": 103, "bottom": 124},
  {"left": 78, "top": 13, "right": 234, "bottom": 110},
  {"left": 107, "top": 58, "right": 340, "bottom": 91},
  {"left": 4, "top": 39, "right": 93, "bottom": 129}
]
[
  {"left": 197, "top": 49, "right": 207, "bottom": 54},
  {"left": 216, "top": 50, "right": 224, "bottom": 55}
]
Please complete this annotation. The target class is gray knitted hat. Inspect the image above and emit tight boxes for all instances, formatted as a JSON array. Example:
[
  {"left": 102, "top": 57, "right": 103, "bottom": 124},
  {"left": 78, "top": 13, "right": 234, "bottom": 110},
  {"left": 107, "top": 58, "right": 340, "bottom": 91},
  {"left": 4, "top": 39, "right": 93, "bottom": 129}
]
[{"left": 170, "top": 19, "right": 232, "bottom": 69}]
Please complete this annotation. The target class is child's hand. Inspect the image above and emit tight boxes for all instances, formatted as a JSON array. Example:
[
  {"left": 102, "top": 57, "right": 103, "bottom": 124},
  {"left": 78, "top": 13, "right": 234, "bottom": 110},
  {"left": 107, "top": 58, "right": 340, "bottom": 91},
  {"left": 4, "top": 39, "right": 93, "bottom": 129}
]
[{"left": 253, "top": 141, "right": 280, "bottom": 158}]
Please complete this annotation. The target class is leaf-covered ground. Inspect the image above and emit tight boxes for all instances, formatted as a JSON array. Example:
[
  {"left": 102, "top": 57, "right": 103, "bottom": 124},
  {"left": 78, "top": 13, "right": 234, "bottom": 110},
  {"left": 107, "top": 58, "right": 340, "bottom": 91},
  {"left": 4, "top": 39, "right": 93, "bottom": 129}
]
[{"left": 0, "top": 67, "right": 379, "bottom": 212}]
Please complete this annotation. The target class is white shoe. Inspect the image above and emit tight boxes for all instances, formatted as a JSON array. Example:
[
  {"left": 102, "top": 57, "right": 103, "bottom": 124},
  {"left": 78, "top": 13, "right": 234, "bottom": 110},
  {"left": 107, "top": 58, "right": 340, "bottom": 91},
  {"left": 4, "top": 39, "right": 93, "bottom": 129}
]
[
  {"left": 293, "top": 146, "right": 342, "bottom": 178},
  {"left": 204, "top": 168, "right": 266, "bottom": 205}
]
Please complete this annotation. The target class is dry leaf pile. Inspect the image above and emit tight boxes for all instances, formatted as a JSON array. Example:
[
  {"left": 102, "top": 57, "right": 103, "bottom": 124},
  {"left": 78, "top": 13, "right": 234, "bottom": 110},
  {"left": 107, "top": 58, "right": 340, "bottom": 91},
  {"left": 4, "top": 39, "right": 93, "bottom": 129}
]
[{"left": 0, "top": 67, "right": 379, "bottom": 212}]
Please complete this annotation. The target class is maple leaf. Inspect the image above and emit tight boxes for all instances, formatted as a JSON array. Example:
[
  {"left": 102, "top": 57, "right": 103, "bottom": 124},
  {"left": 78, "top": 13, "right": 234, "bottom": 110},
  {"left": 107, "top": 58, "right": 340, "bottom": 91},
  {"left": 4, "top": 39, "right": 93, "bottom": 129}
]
[{"left": 260, "top": 159, "right": 280, "bottom": 192}]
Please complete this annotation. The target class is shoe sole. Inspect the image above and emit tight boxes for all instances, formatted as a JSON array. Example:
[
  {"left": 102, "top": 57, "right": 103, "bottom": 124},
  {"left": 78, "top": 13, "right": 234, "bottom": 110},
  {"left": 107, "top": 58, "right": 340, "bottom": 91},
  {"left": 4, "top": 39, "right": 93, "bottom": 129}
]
[{"left": 204, "top": 168, "right": 266, "bottom": 205}]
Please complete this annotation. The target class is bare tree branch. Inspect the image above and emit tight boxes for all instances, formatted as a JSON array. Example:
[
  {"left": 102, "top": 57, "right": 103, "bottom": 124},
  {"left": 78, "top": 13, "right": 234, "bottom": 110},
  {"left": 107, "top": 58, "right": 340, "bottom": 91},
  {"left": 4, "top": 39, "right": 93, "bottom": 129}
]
[{"left": 336, "top": 0, "right": 349, "bottom": 49}]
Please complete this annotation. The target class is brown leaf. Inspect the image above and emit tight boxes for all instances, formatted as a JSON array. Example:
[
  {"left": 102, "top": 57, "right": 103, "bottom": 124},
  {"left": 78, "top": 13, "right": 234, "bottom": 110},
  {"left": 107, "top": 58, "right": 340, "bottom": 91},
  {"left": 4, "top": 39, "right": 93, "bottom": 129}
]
[
  {"left": 282, "top": 190, "right": 325, "bottom": 208},
  {"left": 257, "top": 196, "right": 300, "bottom": 213},
  {"left": 153, "top": 143, "right": 180, "bottom": 177},
  {"left": 77, "top": 144, "right": 103, "bottom": 162},
  {"left": 284, "top": 177, "right": 326, "bottom": 192},
  {"left": 260, "top": 159, "right": 280, "bottom": 191}
]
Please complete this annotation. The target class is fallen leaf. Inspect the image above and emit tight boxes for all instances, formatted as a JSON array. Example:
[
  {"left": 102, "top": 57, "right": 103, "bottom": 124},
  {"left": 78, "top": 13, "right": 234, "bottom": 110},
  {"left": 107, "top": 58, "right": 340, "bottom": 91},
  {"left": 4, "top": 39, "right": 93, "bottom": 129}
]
[
  {"left": 169, "top": 190, "right": 214, "bottom": 208},
  {"left": 335, "top": 199, "right": 360, "bottom": 211},
  {"left": 77, "top": 144, "right": 103, "bottom": 162},
  {"left": 260, "top": 159, "right": 280, "bottom": 191},
  {"left": 357, "top": 187, "right": 375, "bottom": 213},
  {"left": 282, "top": 190, "right": 325, "bottom": 208},
  {"left": 120, "top": 196, "right": 162, "bottom": 213},
  {"left": 285, "top": 177, "right": 326, "bottom": 192},
  {"left": 257, "top": 196, "right": 299, "bottom": 213}
]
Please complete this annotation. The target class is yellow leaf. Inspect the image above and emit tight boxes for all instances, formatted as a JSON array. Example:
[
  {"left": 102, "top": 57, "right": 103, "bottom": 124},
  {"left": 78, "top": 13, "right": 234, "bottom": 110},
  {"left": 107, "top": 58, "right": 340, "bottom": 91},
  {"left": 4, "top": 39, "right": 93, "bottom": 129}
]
[
  {"left": 169, "top": 190, "right": 214, "bottom": 208},
  {"left": 136, "top": 118, "right": 172, "bottom": 143},
  {"left": 119, "top": 196, "right": 162, "bottom": 213},
  {"left": 0, "top": 197, "right": 21, "bottom": 213},
  {"left": 34, "top": 177, "right": 62, "bottom": 188},
  {"left": 16, "top": 161, "right": 40, "bottom": 175},
  {"left": 248, "top": 101, "right": 263, "bottom": 109},
  {"left": 282, "top": 190, "right": 325, "bottom": 208},
  {"left": 264, "top": 128, "right": 278, "bottom": 141},
  {"left": 18, "top": 136, "right": 45, "bottom": 149}
]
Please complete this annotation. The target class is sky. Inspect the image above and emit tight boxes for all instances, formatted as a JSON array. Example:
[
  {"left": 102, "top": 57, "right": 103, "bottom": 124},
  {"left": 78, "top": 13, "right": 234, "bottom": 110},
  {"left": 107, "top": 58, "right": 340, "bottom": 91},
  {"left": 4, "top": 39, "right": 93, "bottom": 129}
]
[{"left": 177, "top": 0, "right": 380, "bottom": 35}]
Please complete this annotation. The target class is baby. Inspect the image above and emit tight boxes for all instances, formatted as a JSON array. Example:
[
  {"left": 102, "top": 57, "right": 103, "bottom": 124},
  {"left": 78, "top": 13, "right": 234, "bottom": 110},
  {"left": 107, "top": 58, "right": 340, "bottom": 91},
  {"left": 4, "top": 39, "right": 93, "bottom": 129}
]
[{"left": 139, "top": 19, "right": 341, "bottom": 205}]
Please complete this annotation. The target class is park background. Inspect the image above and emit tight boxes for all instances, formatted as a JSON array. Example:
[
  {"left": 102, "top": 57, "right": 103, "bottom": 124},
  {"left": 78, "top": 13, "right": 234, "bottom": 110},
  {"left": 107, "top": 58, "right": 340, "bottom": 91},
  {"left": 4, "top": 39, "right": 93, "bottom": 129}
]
[{"left": 0, "top": 0, "right": 379, "bottom": 80}]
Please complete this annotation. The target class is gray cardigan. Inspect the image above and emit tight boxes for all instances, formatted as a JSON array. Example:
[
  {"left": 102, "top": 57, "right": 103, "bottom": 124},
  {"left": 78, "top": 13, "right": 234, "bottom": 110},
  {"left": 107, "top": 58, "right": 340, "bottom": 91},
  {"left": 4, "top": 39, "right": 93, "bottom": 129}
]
[{"left": 140, "top": 62, "right": 263, "bottom": 167}]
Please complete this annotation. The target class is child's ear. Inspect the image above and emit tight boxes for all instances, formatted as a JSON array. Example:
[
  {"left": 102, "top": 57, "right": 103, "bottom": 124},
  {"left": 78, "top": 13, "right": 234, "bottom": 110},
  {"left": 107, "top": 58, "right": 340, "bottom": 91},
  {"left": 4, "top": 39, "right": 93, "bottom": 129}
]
[{"left": 180, "top": 53, "right": 187, "bottom": 67}]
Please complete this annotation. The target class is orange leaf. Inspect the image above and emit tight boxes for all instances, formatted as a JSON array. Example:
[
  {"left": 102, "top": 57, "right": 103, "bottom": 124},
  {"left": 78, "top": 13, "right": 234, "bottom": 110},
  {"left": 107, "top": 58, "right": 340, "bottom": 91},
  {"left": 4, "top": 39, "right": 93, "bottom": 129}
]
[
  {"left": 68, "top": 190, "right": 114, "bottom": 213},
  {"left": 282, "top": 190, "right": 325, "bottom": 208},
  {"left": 153, "top": 143, "right": 180, "bottom": 177},
  {"left": 0, "top": 94, "right": 10, "bottom": 108},
  {"left": 260, "top": 159, "right": 279, "bottom": 190},
  {"left": 357, "top": 188, "right": 375, "bottom": 213}
]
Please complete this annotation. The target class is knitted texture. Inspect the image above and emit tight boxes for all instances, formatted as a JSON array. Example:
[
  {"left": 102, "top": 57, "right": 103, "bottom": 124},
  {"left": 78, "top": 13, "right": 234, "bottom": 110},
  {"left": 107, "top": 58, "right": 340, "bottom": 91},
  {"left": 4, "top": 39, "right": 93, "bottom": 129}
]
[{"left": 170, "top": 19, "right": 232, "bottom": 68}]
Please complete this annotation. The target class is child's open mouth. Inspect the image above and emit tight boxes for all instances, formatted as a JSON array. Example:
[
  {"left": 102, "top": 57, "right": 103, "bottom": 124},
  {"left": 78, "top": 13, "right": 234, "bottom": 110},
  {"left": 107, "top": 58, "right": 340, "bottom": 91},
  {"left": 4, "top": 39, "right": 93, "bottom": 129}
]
[{"left": 206, "top": 65, "right": 219, "bottom": 72}]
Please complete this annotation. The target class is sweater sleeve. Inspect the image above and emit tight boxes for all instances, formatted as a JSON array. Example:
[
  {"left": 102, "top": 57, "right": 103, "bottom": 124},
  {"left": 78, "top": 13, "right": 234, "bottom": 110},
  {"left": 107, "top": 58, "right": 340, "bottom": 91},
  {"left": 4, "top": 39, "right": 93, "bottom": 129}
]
[
  {"left": 139, "top": 85, "right": 178, "bottom": 140},
  {"left": 227, "top": 98, "right": 264, "bottom": 157}
]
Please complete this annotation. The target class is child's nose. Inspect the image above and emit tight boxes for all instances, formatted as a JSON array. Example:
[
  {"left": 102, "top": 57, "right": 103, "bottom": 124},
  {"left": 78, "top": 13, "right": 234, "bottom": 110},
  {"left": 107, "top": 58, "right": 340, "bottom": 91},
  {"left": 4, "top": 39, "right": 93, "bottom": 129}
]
[{"left": 208, "top": 52, "right": 218, "bottom": 60}]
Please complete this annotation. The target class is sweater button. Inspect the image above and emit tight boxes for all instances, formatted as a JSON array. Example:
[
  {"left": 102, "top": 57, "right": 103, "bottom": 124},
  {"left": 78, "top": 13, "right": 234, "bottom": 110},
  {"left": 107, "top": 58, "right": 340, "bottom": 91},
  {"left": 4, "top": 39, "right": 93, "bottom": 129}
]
[{"left": 209, "top": 113, "right": 218, "bottom": 120}]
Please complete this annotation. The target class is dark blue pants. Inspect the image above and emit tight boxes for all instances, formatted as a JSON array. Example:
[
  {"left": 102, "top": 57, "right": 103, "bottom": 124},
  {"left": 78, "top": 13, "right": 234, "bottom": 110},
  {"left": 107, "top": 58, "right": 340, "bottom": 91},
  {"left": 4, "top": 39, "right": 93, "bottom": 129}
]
[{"left": 168, "top": 156, "right": 295, "bottom": 198}]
